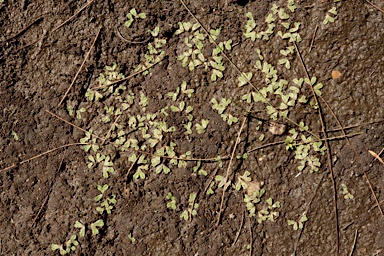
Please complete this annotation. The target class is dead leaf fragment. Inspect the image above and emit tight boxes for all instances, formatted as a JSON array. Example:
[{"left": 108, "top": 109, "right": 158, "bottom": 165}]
[
  {"left": 246, "top": 179, "right": 264, "bottom": 196},
  {"left": 269, "top": 122, "right": 286, "bottom": 135},
  {"left": 332, "top": 70, "right": 342, "bottom": 79}
]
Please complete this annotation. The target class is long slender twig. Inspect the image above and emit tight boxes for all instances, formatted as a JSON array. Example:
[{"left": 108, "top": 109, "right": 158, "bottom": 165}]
[
  {"left": 293, "top": 172, "right": 326, "bottom": 256},
  {"left": 6, "top": 16, "right": 44, "bottom": 41},
  {"left": 46, "top": 109, "right": 104, "bottom": 140},
  {"left": 0, "top": 143, "right": 87, "bottom": 173},
  {"left": 58, "top": 27, "right": 100, "bottom": 106},
  {"left": 103, "top": 115, "right": 121, "bottom": 143},
  {"left": 364, "top": 171, "right": 384, "bottom": 217},
  {"left": 216, "top": 116, "right": 248, "bottom": 226},
  {"left": 368, "top": 150, "right": 384, "bottom": 166},
  {"left": 309, "top": 24, "right": 318, "bottom": 52},
  {"left": 247, "top": 132, "right": 362, "bottom": 154},
  {"left": 31, "top": 149, "right": 67, "bottom": 227},
  {"left": 92, "top": 58, "right": 164, "bottom": 90},
  {"left": 248, "top": 214, "right": 253, "bottom": 256},
  {"left": 51, "top": 0, "right": 94, "bottom": 33},
  {"left": 232, "top": 209, "right": 245, "bottom": 246},
  {"left": 293, "top": 41, "right": 339, "bottom": 256},
  {"left": 365, "top": 0, "right": 384, "bottom": 13},
  {"left": 123, "top": 153, "right": 140, "bottom": 197},
  {"left": 348, "top": 230, "right": 358, "bottom": 256}
]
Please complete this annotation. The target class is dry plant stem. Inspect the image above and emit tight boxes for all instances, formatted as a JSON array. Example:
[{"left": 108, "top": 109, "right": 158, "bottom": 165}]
[
  {"left": 58, "top": 27, "right": 101, "bottom": 106},
  {"left": 247, "top": 132, "right": 362, "bottom": 154},
  {"left": 124, "top": 153, "right": 140, "bottom": 195},
  {"left": 318, "top": 94, "right": 361, "bottom": 163},
  {"left": 6, "top": 16, "right": 44, "bottom": 41},
  {"left": 365, "top": 0, "right": 384, "bottom": 13},
  {"left": 201, "top": 168, "right": 219, "bottom": 197},
  {"left": 232, "top": 209, "right": 245, "bottom": 247},
  {"left": 294, "top": 40, "right": 358, "bottom": 160},
  {"left": 103, "top": 115, "right": 121, "bottom": 143},
  {"left": 92, "top": 58, "right": 163, "bottom": 90},
  {"left": 293, "top": 172, "right": 326, "bottom": 256},
  {"left": 216, "top": 116, "right": 247, "bottom": 226},
  {"left": 348, "top": 230, "right": 358, "bottom": 256},
  {"left": 309, "top": 24, "right": 318, "bottom": 52},
  {"left": 327, "top": 119, "right": 384, "bottom": 133},
  {"left": 46, "top": 109, "right": 104, "bottom": 140},
  {"left": 178, "top": 0, "right": 320, "bottom": 141},
  {"left": 368, "top": 150, "right": 384, "bottom": 166},
  {"left": 293, "top": 41, "right": 339, "bottom": 256},
  {"left": 247, "top": 214, "right": 253, "bottom": 256},
  {"left": 0, "top": 143, "right": 87, "bottom": 173},
  {"left": 51, "top": 0, "right": 94, "bottom": 33},
  {"left": 364, "top": 171, "right": 384, "bottom": 217},
  {"left": 137, "top": 149, "right": 229, "bottom": 162},
  {"left": 115, "top": 28, "right": 149, "bottom": 44},
  {"left": 31, "top": 149, "right": 67, "bottom": 227},
  {"left": 139, "top": 132, "right": 361, "bottom": 164}
]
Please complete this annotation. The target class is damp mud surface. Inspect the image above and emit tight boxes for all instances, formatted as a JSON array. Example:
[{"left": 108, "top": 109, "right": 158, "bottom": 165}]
[{"left": 1, "top": 0, "right": 384, "bottom": 255}]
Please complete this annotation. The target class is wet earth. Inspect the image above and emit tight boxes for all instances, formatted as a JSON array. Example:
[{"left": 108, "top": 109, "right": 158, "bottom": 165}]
[{"left": 1, "top": 0, "right": 384, "bottom": 255}]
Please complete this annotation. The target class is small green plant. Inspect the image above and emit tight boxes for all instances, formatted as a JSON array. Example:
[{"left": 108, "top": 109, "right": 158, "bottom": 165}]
[
  {"left": 11, "top": 131, "right": 18, "bottom": 141},
  {"left": 341, "top": 183, "right": 354, "bottom": 200},
  {"left": 288, "top": 212, "right": 308, "bottom": 230},
  {"left": 51, "top": 235, "right": 78, "bottom": 255},
  {"left": 74, "top": 221, "right": 86, "bottom": 237},
  {"left": 244, "top": 188, "right": 266, "bottom": 217},
  {"left": 80, "top": 131, "right": 99, "bottom": 153},
  {"left": 97, "top": 63, "right": 125, "bottom": 90},
  {"left": 95, "top": 189, "right": 117, "bottom": 215},
  {"left": 90, "top": 219, "right": 104, "bottom": 236},
  {"left": 128, "top": 233, "right": 136, "bottom": 244},
  {"left": 257, "top": 198, "right": 280, "bottom": 223},
  {"left": 125, "top": 8, "right": 146, "bottom": 28},
  {"left": 166, "top": 193, "right": 177, "bottom": 210},
  {"left": 180, "top": 192, "right": 199, "bottom": 221},
  {"left": 235, "top": 171, "right": 251, "bottom": 191},
  {"left": 76, "top": 107, "right": 86, "bottom": 119},
  {"left": 134, "top": 38, "right": 166, "bottom": 75},
  {"left": 195, "top": 119, "right": 209, "bottom": 134},
  {"left": 323, "top": 7, "right": 337, "bottom": 25}
]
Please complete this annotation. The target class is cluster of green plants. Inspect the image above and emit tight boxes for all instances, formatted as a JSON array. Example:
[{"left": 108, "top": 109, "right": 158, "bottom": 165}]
[{"left": 51, "top": 0, "right": 345, "bottom": 252}]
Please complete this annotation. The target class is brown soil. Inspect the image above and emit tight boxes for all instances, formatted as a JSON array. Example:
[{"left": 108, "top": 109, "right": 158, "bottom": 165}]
[{"left": 1, "top": 0, "right": 383, "bottom": 255}]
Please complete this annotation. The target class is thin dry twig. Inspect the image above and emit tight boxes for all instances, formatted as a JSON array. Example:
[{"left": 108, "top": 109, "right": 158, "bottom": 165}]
[
  {"left": 92, "top": 58, "right": 164, "bottom": 90},
  {"left": 124, "top": 153, "right": 140, "bottom": 197},
  {"left": 201, "top": 168, "right": 219, "bottom": 197},
  {"left": 292, "top": 172, "right": 326, "bottom": 256},
  {"left": 247, "top": 132, "right": 362, "bottom": 154},
  {"left": 46, "top": 109, "right": 104, "bottom": 140},
  {"left": 364, "top": 171, "right": 384, "bottom": 217},
  {"left": 217, "top": 116, "right": 248, "bottom": 226},
  {"left": 247, "top": 214, "right": 253, "bottom": 256},
  {"left": 103, "top": 115, "right": 121, "bottom": 143},
  {"left": 293, "top": 41, "right": 340, "bottom": 256},
  {"left": 0, "top": 143, "right": 86, "bottom": 173},
  {"left": 368, "top": 150, "right": 384, "bottom": 166},
  {"left": 6, "top": 16, "right": 44, "bottom": 41},
  {"left": 365, "top": 0, "right": 384, "bottom": 13},
  {"left": 309, "top": 24, "right": 318, "bottom": 52},
  {"left": 232, "top": 209, "right": 245, "bottom": 247},
  {"left": 31, "top": 149, "right": 67, "bottom": 227},
  {"left": 58, "top": 27, "right": 101, "bottom": 106},
  {"left": 51, "top": 0, "right": 94, "bottom": 33},
  {"left": 115, "top": 27, "right": 149, "bottom": 44},
  {"left": 348, "top": 230, "right": 358, "bottom": 256}
]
